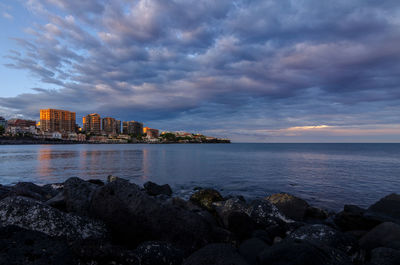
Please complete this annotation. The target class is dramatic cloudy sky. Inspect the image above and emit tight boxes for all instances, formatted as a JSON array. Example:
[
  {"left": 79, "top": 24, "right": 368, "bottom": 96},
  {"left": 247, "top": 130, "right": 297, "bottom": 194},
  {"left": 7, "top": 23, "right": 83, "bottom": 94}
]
[{"left": 1, "top": 0, "right": 400, "bottom": 142}]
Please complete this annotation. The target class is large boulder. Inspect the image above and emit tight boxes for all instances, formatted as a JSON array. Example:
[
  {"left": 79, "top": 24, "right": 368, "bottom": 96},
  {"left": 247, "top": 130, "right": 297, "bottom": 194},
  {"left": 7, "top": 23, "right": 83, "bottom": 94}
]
[
  {"left": 0, "top": 196, "right": 107, "bottom": 240},
  {"left": 239, "top": 238, "right": 268, "bottom": 265},
  {"left": 134, "top": 241, "right": 185, "bottom": 265},
  {"left": 334, "top": 205, "right": 380, "bottom": 231},
  {"left": 9, "top": 182, "right": 57, "bottom": 201},
  {"left": 287, "top": 224, "right": 359, "bottom": 258},
  {"left": 190, "top": 188, "right": 224, "bottom": 211},
  {"left": 227, "top": 211, "right": 255, "bottom": 240},
  {"left": 258, "top": 240, "right": 352, "bottom": 265},
  {"left": 359, "top": 222, "right": 400, "bottom": 250},
  {"left": 63, "top": 177, "right": 99, "bottom": 216},
  {"left": 369, "top": 247, "right": 400, "bottom": 265},
  {"left": 0, "top": 225, "right": 75, "bottom": 265},
  {"left": 0, "top": 185, "right": 11, "bottom": 199},
  {"left": 143, "top": 181, "right": 172, "bottom": 196},
  {"left": 265, "top": 193, "right": 309, "bottom": 221},
  {"left": 183, "top": 243, "right": 249, "bottom": 265},
  {"left": 366, "top": 193, "right": 400, "bottom": 224},
  {"left": 90, "top": 179, "right": 214, "bottom": 251}
]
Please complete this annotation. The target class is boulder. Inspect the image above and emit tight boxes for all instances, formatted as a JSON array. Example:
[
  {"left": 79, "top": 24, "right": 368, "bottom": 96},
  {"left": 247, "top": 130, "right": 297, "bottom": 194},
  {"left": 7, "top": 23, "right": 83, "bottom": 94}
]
[
  {"left": 45, "top": 191, "right": 66, "bottom": 211},
  {"left": 227, "top": 211, "right": 255, "bottom": 240},
  {"left": 183, "top": 243, "right": 249, "bottom": 265},
  {"left": 252, "top": 230, "right": 273, "bottom": 245},
  {"left": 0, "top": 184, "right": 11, "bottom": 199},
  {"left": 0, "top": 196, "right": 107, "bottom": 240},
  {"left": 0, "top": 225, "right": 75, "bottom": 265},
  {"left": 258, "top": 240, "right": 352, "bottom": 265},
  {"left": 359, "top": 222, "right": 400, "bottom": 250},
  {"left": 190, "top": 188, "right": 224, "bottom": 211},
  {"left": 63, "top": 177, "right": 98, "bottom": 216},
  {"left": 287, "top": 224, "right": 359, "bottom": 258},
  {"left": 9, "top": 182, "right": 57, "bottom": 201},
  {"left": 239, "top": 238, "right": 268, "bottom": 265},
  {"left": 369, "top": 247, "right": 400, "bottom": 265},
  {"left": 90, "top": 179, "right": 213, "bottom": 251},
  {"left": 134, "top": 241, "right": 185, "bottom": 265},
  {"left": 366, "top": 193, "right": 400, "bottom": 224},
  {"left": 87, "top": 179, "right": 105, "bottom": 186},
  {"left": 143, "top": 181, "right": 172, "bottom": 196},
  {"left": 305, "top": 206, "right": 328, "bottom": 220},
  {"left": 265, "top": 193, "right": 309, "bottom": 221},
  {"left": 334, "top": 205, "right": 380, "bottom": 231}
]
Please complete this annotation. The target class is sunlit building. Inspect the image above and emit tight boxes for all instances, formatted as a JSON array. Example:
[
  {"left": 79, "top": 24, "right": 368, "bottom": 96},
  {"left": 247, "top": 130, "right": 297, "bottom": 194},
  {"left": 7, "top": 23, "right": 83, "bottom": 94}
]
[
  {"left": 83, "top": 113, "right": 101, "bottom": 134},
  {"left": 40, "top": 109, "right": 76, "bottom": 133},
  {"left": 102, "top": 117, "right": 121, "bottom": 135},
  {"left": 144, "top": 127, "right": 159, "bottom": 139},
  {"left": 123, "top": 121, "right": 143, "bottom": 136}
]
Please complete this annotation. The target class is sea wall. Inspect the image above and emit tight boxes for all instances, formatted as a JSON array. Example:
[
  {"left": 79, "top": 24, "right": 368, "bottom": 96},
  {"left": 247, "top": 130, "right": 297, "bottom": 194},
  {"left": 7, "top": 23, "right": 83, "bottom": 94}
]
[{"left": 0, "top": 177, "right": 398, "bottom": 265}]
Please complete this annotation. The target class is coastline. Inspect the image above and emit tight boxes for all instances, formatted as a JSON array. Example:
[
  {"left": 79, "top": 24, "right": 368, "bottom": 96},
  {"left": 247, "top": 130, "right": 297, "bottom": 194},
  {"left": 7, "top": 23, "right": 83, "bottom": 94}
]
[{"left": 0, "top": 176, "right": 398, "bottom": 264}]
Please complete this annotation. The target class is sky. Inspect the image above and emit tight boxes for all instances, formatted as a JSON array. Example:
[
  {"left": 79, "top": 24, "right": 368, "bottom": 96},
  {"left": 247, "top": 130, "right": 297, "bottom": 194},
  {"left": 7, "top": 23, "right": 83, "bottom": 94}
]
[{"left": 1, "top": 0, "right": 400, "bottom": 142}]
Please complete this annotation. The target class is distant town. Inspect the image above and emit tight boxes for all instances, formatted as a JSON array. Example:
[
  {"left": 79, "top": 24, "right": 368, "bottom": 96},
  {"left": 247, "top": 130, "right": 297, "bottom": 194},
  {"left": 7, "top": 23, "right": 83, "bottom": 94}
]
[{"left": 0, "top": 109, "right": 230, "bottom": 144}]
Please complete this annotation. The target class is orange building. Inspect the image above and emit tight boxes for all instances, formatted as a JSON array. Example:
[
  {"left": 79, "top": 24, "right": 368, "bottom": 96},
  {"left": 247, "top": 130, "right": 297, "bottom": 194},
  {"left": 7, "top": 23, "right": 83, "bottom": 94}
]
[
  {"left": 143, "top": 127, "right": 159, "bottom": 139},
  {"left": 40, "top": 109, "right": 76, "bottom": 133},
  {"left": 83, "top": 113, "right": 101, "bottom": 134}
]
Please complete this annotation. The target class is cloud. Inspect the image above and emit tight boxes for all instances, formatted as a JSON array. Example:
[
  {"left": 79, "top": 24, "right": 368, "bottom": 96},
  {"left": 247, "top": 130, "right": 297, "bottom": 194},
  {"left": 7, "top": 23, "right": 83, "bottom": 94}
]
[{"left": 2, "top": 0, "right": 400, "bottom": 141}]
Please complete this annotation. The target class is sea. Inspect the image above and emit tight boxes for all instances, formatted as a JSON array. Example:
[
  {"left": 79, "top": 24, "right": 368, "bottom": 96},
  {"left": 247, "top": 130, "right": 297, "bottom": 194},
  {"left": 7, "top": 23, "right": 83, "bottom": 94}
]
[{"left": 0, "top": 143, "right": 399, "bottom": 211}]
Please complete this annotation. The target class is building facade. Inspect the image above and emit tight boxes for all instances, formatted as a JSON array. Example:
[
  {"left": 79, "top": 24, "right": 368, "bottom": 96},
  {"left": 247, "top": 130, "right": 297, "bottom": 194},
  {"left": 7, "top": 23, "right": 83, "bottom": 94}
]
[
  {"left": 6, "top": 119, "right": 37, "bottom": 135},
  {"left": 102, "top": 117, "right": 121, "bottom": 135},
  {"left": 144, "top": 127, "right": 159, "bottom": 139},
  {"left": 83, "top": 113, "right": 101, "bottom": 134},
  {"left": 122, "top": 121, "right": 143, "bottom": 136},
  {"left": 0, "top": 116, "right": 6, "bottom": 128},
  {"left": 40, "top": 109, "right": 76, "bottom": 133}
]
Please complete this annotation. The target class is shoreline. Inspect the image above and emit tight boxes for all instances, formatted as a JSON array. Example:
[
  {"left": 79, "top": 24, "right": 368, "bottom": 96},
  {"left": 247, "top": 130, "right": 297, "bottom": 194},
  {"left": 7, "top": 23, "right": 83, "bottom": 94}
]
[{"left": 0, "top": 176, "right": 398, "bottom": 264}]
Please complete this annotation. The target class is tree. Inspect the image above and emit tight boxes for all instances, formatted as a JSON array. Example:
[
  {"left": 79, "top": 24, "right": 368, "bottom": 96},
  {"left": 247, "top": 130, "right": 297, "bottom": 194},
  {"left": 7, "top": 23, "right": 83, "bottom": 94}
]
[{"left": 0, "top": 125, "right": 4, "bottom": 135}]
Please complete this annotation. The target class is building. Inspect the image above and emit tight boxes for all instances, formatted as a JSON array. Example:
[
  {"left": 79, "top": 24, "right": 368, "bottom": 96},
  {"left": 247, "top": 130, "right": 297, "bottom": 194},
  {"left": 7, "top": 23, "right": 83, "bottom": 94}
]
[
  {"left": 6, "top": 119, "right": 37, "bottom": 135},
  {"left": 122, "top": 121, "right": 143, "bottom": 136},
  {"left": 40, "top": 109, "right": 76, "bottom": 133},
  {"left": 0, "top": 116, "right": 7, "bottom": 129},
  {"left": 83, "top": 113, "right": 101, "bottom": 134},
  {"left": 102, "top": 117, "right": 121, "bottom": 135},
  {"left": 143, "top": 127, "right": 159, "bottom": 139}
]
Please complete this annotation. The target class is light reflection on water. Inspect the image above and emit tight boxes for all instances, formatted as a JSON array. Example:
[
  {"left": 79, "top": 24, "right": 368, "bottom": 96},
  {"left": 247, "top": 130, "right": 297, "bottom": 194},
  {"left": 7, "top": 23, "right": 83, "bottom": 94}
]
[{"left": 0, "top": 143, "right": 400, "bottom": 210}]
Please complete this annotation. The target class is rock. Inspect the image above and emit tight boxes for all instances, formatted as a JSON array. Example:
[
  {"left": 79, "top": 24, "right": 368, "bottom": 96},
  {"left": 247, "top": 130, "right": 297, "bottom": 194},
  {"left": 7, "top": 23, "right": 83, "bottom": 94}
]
[
  {"left": 366, "top": 193, "right": 400, "bottom": 224},
  {"left": 107, "top": 175, "right": 126, "bottom": 183},
  {"left": 252, "top": 230, "right": 273, "bottom": 245},
  {"left": 87, "top": 179, "right": 105, "bottom": 186},
  {"left": 359, "top": 222, "right": 400, "bottom": 250},
  {"left": 305, "top": 206, "right": 328, "bottom": 220},
  {"left": 9, "top": 182, "right": 57, "bottom": 201},
  {"left": 266, "top": 193, "right": 309, "bottom": 221},
  {"left": 239, "top": 238, "right": 268, "bottom": 265},
  {"left": 258, "top": 239, "right": 352, "bottom": 265},
  {"left": 45, "top": 191, "right": 66, "bottom": 211},
  {"left": 90, "top": 179, "right": 213, "bottom": 251},
  {"left": 63, "top": 177, "right": 98, "bottom": 216},
  {"left": 190, "top": 188, "right": 224, "bottom": 211},
  {"left": 287, "top": 224, "right": 359, "bottom": 258},
  {"left": 0, "top": 196, "right": 107, "bottom": 240},
  {"left": 134, "top": 241, "right": 185, "bottom": 265},
  {"left": 334, "top": 205, "right": 380, "bottom": 231},
  {"left": 0, "top": 184, "right": 11, "bottom": 199},
  {"left": 143, "top": 181, "right": 173, "bottom": 196},
  {"left": 183, "top": 243, "right": 249, "bottom": 265},
  {"left": 369, "top": 247, "right": 400, "bottom": 265},
  {"left": 227, "top": 211, "right": 255, "bottom": 240},
  {"left": 0, "top": 225, "right": 75, "bottom": 265},
  {"left": 70, "top": 239, "right": 140, "bottom": 265}
]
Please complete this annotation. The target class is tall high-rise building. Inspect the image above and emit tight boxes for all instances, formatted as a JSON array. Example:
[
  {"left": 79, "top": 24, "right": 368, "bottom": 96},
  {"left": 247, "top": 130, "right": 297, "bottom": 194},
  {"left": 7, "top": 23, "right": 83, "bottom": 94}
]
[
  {"left": 122, "top": 121, "right": 143, "bottom": 136},
  {"left": 0, "top": 116, "right": 7, "bottom": 128},
  {"left": 40, "top": 109, "right": 76, "bottom": 132},
  {"left": 83, "top": 113, "right": 101, "bottom": 134},
  {"left": 102, "top": 117, "right": 121, "bottom": 135}
]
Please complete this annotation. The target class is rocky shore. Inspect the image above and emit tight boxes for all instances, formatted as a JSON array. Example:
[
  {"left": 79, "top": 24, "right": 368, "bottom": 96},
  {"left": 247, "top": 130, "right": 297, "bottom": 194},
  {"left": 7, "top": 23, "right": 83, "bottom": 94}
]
[{"left": 0, "top": 177, "right": 399, "bottom": 265}]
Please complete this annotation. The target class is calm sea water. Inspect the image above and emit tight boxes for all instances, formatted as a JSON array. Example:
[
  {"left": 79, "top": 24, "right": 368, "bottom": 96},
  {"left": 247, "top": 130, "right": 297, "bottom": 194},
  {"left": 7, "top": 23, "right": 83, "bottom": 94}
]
[{"left": 0, "top": 143, "right": 399, "bottom": 210}]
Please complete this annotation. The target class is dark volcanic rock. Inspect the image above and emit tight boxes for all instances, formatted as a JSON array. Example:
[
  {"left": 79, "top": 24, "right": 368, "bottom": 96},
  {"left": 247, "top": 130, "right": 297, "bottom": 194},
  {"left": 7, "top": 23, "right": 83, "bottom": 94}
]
[
  {"left": 87, "top": 179, "right": 105, "bottom": 186},
  {"left": 369, "top": 247, "right": 400, "bottom": 265},
  {"left": 239, "top": 238, "right": 268, "bottom": 265},
  {"left": 9, "top": 182, "right": 57, "bottom": 201},
  {"left": 63, "top": 177, "right": 98, "bottom": 216},
  {"left": 90, "top": 179, "right": 213, "bottom": 250},
  {"left": 227, "top": 211, "right": 255, "bottom": 240},
  {"left": 0, "top": 225, "right": 75, "bottom": 265},
  {"left": 183, "top": 243, "right": 249, "bottom": 265},
  {"left": 287, "top": 224, "right": 359, "bottom": 258},
  {"left": 305, "top": 206, "right": 328, "bottom": 220},
  {"left": 366, "top": 193, "right": 400, "bottom": 224},
  {"left": 335, "top": 204, "right": 380, "bottom": 231},
  {"left": 258, "top": 240, "right": 352, "bottom": 265},
  {"left": 0, "top": 196, "right": 107, "bottom": 240},
  {"left": 190, "top": 188, "right": 224, "bottom": 211},
  {"left": 359, "top": 222, "right": 400, "bottom": 250},
  {"left": 144, "top": 181, "right": 172, "bottom": 196},
  {"left": 71, "top": 239, "right": 140, "bottom": 265},
  {"left": 135, "top": 241, "right": 185, "bottom": 265},
  {"left": 0, "top": 184, "right": 11, "bottom": 199},
  {"left": 252, "top": 230, "right": 273, "bottom": 245},
  {"left": 265, "top": 193, "right": 309, "bottom": 221},
  {"left": 45, "top": 191, "right": 66, "bottom": 210}
]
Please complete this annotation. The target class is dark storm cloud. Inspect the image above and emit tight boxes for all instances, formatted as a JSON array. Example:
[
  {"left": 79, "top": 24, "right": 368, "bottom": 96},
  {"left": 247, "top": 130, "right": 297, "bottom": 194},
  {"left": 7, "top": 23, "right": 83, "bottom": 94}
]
[{"left": 2, "top": 0, "right": 400, "bottom": 140}]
